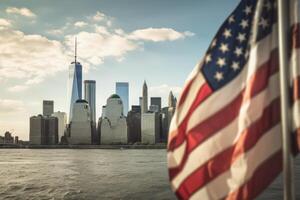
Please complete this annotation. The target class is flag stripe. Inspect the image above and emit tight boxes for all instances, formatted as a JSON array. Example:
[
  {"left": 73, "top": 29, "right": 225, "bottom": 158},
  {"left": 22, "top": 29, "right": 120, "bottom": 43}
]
[
  {"left": 292, "top": 23, "right": 300, "bottom": 49},
  {"left": 224, "top": 150, "right": 282, "bottom": 200},
  {"left": 293, "top": 75, "right": 300, "bottom": 101},
  {"left": 187, "top": 25, "right": 278, "bottom": 133},
  {"left": 189, "top": 124, "right": 281, "bottom": 200},
  {"left": 170, "top": 73, "right": 280, "bottom": 189},
  {"left": 168, "top": 24, "right": 278, "bottom": 152},
  {"left": 168, "top": 49, "right": 279, "bottom": 178},
  {"left": 174, "top": 98, "right": 280, "bottom": 200},
  {"left": 168, "top": 83, "right": 213, "bottom": 151}
]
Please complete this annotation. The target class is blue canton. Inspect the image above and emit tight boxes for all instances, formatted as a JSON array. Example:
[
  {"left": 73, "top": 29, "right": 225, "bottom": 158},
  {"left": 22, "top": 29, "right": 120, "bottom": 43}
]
[{"left": 201, "top": 0, "right": 277, "bottom": 91}]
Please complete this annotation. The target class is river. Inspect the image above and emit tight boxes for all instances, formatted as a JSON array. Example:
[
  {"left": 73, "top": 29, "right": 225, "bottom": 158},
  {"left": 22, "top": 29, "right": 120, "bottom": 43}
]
[{"left": 0, "top": 149, "right": 299, "bottom": 199}]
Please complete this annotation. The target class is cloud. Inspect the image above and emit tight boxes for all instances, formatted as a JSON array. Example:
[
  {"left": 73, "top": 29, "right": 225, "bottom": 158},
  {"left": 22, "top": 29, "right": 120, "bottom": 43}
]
[
  {"left": 93, "top": 11, "right": 106, "bottom": 22},
  {"left": 0, "top": 27, "right": 69, "bottom": 91},
  {"left": 0, "top": 18, "right": 11, "bottom": 27},
  {"left": 0, "top": 99, "right": 25, "bottom": 114},
  {"left": 74, "top": 21, "right": 88, "bottom": 28},
  {"left": 128, "top": 28, "right": 194, "bottom": 42},
  {"left": 64, "top": 31, "right": 138, "bottom": 66},
  {"left": 6, "top": 7, "right": 36, "bottom": 18},
  {"left": 94, "top": 25, "right": 109, "bottom": 35},
  {"left": 47, "top": 28, "right": 64, "bottom": 35},
  {"left": 7, "top": 85, "right": 28, "bottom": 92}
]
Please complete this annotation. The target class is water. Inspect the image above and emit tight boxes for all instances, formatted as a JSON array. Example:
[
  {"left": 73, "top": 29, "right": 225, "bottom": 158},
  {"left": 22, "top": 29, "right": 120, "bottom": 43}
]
[{"left": 0, "top": 149, "right": 299, "bottom": 200}]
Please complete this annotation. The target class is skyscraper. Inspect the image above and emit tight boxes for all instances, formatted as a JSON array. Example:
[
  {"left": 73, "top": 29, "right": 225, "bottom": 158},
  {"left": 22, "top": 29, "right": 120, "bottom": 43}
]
[
  {"left": 68, "top": 38, "right": 82, "bottom": 122},
  {"left": 43, "top": 100, "right": 54, "bottom": 116},
  {"left": 116, "top": 82, "right": 129, "bottom": 116},
  {"left": 84, "top": 80, "right": 97, "bottom": 144},
  {"left": 142, "top": 81, "right": 148, "bottom": 113},
  {"left": 84, "top": 80, "right": 96, "bottom": 122},
  {"left": 150, "top": 97, "right": 161, "bottom": 112}
]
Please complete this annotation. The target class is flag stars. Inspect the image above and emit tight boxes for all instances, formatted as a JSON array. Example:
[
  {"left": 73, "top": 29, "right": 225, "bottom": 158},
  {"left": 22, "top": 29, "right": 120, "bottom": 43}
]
[
  {"left": 231, "top": 61, "right": 240, "bottom": 71},
  {"left": 214, "top": 71, "right": 224, "bottom": 82},
  {"left": 219, "top": 43, "right": 229, "bottom": 53},
  {"left": 240, "top": 19, "right": 249, "bottom": 29},
  {"left": 223, "top": 28, "right": 232, "bottom": 39},
  {"left": 259, "top": 17, "right": 269, "bottom": 29},
  {"left": 243, "top": 6, "right": 252, "bottom": 15},
  {"left": 205, "top": 54, "right": 212, "bottom": 64},
  {"left": 234, "top": 47, "right": 243, "bottom": 57},
  {"left": 237, "top": 33, "right": 246, "bottom": 43},
  {"left": 228, "top": 15, "right": 235, "bottom": 24},
  {"left": 216, "top": 57, "right": 226, "bottom": 68}
]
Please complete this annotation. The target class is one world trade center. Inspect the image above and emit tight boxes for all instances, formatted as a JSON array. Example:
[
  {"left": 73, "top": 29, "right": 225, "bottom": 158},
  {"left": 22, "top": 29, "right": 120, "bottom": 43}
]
[{"left": 68, "top": 38, "right": 82, "bottom": 122}]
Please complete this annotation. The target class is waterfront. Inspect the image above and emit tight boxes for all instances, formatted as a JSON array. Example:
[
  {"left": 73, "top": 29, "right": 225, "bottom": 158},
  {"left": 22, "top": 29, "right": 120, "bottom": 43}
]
[{"left": 0, "top": 149, "right": 299, "bottom": 200}]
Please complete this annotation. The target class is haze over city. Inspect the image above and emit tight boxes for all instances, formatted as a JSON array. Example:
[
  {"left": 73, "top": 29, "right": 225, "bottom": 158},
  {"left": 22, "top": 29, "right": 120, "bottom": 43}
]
[{"left": 0, "top": 0, "right": 239, "bottom": 140}]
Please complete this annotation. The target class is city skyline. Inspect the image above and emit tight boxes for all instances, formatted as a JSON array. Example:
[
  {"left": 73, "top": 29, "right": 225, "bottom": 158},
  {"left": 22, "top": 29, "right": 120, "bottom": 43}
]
[{"left": 0, "top": 0, "right": 240, "bottom": 140}]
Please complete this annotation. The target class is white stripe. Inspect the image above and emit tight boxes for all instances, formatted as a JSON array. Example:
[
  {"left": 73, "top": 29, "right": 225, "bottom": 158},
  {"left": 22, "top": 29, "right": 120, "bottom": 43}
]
[
  {"left": 190, "top": 124, "right": 281, "bottom": 200},
  {"left": 290, "top": 49, "right": 300, "bottom": 80},
  {"left": 293, "top": 100, "right": 300, "bottom": 131},
  {"left": 186, "top": 24, "right": 278, "bottom": 133},
  {"left": 171, "top": 73, "right": 279, "bottom": 188},
  {"left": 169, "top": 72, "right": 206, "bottom": 134},
  {"left": 168, "top": 141, "right": 186, "bottom": 168}
]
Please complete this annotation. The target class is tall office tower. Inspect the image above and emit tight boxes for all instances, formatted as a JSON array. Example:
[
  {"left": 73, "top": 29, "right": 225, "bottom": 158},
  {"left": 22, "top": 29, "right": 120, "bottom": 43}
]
[
  {"left": 69, "top": 100, "right": 92, "bottom": 144},
  {"left": 52, "top": 111, "right": 67, "bottom": 143},
  {"left": 127, "top": 105, "right": 141, "bottom": 143},
  {"left": 142, "top": 81, "right": 148, "bottom": 113},
  {"left": 141, "top": 112, "right": 160, "bottom": 144},
  {"left": 168, "top": 91, "right": 176, "bottom": 108},
  {"left": 139, "top": 97, "right": 143, "bottom": 106},
  {"left": 100, "top": 94, "right": 128, "bottom": 144},
  {"left": 68, "top": 38, "right": 82, "bottom": 122},
  {"left": 30, "top": 115, "right": 58, "bottom": 145},
  {"left": 150, "top": 97, "right": 162, "bottom": 112},
  {"left": 116, "top": 82, "right": 129, "bottom": 116},
  {"left": 84, "top": 80, "right": 96, "bottom": 122},
  {"left": 84, "top": 80, "right": 97, "bottom": 144},
  {"left": 43, "top": 100, "right": 54, "bottom": 116}
]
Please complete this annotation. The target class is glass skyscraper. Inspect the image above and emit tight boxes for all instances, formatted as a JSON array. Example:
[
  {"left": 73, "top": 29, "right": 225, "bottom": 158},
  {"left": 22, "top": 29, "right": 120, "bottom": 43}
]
[
  {"left": 84, "top": 80, "right": 96, "bottom": 122},
  {"left": 68, "top": 61, "right": 82, "bottom": 122},
  {"left": 116, "top": 82, "right": 129, "bottom": 116}
]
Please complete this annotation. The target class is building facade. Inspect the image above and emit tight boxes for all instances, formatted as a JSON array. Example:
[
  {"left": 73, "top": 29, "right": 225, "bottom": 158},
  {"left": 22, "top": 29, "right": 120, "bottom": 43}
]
[
  {"left": 69, "top": 100, "right": 92, "bottom": 144},
  {"left": 68, "top": 61, "right": 82, "bottom": 123},
  {"left": 116, "top": 82, "right": 129, "bottom": 116},
  {"left": 127, "top": 105, "right": 141, "bottom": 143},
  {"left": 100, "top": 94, "right": 128, "bottom": 144},
  {"left": 150, "top": 97, "right": 161, "bottom": 112},
  {"left": 43, "top": 100, "right": 54, "bottom": 116},
  {"left": 84, "top": 80, "right": 98, "bottom": 144},
  {"left": 52, "top": 111, "right": 67, "bottom": 143},
  {"left": 29, "top": 115, "right": 58, "bottom": 145},
  {"left": 141, "top": 112, "right": 160, "bottom": 144},
  {"left": 142, "top": 81, "right": 148, "bottom": 113}
]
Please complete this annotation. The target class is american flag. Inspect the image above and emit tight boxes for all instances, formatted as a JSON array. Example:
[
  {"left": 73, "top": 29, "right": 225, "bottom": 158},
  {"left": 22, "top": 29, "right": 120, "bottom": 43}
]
[{"left": 167, "top": 0, "right": 300, "bottom": 199}]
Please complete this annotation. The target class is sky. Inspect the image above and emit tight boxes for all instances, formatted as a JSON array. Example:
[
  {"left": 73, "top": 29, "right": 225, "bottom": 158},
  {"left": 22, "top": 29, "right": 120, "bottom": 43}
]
[{"left": 0, "top": 0, "right": 240, "bottom": 140}]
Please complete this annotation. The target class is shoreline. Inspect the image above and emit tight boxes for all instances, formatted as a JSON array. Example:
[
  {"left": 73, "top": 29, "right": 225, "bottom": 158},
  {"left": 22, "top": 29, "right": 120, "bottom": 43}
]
[{"left": 0, "top": 144, "right": 167, "bottom": 149}]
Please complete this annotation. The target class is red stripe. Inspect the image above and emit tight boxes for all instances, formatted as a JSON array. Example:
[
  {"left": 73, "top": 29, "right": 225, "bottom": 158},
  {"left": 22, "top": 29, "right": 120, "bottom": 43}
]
[
  {"left": 293, "top": 75, "right": 300, "bottom": 101},
  {"left": 169, "top": 49, "right": 279, "bottom": 180},
  {"left": 178, "top": 76, "right": 197, "bottom": 107},
  {"left": 225, "top": 150, "right": 282, "bottom": 200},
  {"left": 292, "top": 128, "right": 300, "bottom": 156},
  {"left": 174, "top": 98, "right": 280, "bottom": 200},
  {"left": 168, "top": 83, "right": 213, "bottom": 151},
  {"left": 292, "top": 23, "right": 300, "bottom": 49}
]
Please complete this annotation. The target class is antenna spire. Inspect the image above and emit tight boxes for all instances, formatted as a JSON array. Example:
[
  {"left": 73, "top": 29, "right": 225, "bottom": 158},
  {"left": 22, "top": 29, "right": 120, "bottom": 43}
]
[{"left": 75, "top": 37, "right": 77, "bottom": 63}]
